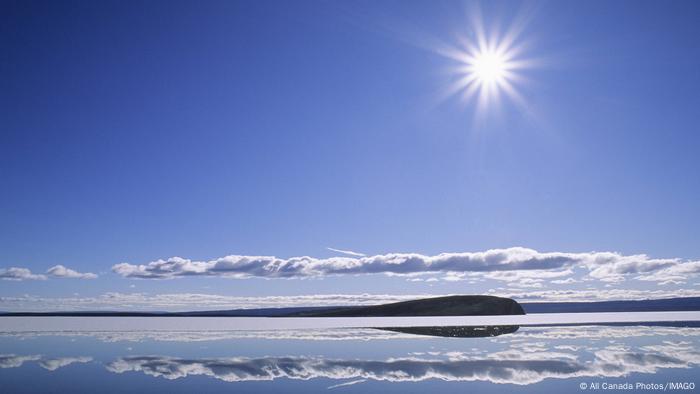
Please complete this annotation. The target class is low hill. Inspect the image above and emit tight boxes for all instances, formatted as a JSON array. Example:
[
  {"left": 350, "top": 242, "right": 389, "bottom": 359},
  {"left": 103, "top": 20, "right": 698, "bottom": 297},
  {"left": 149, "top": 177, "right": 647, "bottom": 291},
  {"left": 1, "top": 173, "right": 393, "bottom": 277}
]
[{"left": 286, "top": 295, "right": 525, "bottom": 317}]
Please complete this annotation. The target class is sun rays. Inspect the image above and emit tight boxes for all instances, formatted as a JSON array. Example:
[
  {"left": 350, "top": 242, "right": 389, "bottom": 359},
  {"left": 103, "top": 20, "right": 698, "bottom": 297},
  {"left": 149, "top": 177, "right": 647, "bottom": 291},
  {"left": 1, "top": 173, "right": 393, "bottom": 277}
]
[{"left": 433, "top": 4, "right": 537, "bottom": 119}]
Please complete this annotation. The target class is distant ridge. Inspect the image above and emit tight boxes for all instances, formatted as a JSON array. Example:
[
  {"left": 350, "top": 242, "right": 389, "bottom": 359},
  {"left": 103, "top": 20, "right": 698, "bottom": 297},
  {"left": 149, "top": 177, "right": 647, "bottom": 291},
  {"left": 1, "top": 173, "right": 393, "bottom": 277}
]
[{"left": 0, "top": 306, "right": 340, "bottom": 317}]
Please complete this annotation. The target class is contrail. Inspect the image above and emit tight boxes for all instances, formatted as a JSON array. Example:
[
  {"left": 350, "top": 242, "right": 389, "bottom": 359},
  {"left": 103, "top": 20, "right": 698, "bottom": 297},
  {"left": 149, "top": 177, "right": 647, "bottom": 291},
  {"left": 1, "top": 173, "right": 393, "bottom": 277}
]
[{"left": 326, "top": 247, "right": 366, "bottom": 257}]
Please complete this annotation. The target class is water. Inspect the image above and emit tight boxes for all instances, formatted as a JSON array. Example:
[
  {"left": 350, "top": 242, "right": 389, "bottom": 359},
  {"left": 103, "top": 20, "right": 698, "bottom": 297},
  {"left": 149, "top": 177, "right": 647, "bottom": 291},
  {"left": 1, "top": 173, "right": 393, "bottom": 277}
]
[
  {"left": 2, "top": 311, "right": 699, "bottom": 331},
  {"left": 1, "top": 315, "right": 699, "bottom": 393}
]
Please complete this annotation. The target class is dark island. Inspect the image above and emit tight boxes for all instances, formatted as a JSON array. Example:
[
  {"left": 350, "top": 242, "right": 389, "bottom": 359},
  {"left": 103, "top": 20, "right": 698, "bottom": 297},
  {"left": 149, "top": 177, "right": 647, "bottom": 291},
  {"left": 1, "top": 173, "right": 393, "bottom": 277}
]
[{"left": 285, "top": 295, "right": 525, "bottom": 317}]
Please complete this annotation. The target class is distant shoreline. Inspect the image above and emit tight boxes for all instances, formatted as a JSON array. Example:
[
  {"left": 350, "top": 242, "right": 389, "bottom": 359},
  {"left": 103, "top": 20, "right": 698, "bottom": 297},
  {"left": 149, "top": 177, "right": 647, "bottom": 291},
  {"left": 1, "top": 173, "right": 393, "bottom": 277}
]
[{"left": 1, "top": 296, "right": 699, "bottom": 317}]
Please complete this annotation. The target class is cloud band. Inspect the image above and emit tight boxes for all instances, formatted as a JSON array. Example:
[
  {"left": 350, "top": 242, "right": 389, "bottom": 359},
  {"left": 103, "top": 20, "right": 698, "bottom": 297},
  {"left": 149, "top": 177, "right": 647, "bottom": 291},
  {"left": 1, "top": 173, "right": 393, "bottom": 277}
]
[{"left": 111, "top": 247, "right": 700, "bottom": 283}]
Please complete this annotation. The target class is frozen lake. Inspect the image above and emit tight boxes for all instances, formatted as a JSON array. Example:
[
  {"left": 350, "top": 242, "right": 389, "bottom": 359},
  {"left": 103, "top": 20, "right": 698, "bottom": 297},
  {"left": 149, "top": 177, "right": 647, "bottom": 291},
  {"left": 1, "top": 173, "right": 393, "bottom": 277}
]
[
  {"left": 2, "top": 318, "right": 699, "bottom": 394},
  {"left": 1, "top": 311, "right": 699, "bottom": 332}
]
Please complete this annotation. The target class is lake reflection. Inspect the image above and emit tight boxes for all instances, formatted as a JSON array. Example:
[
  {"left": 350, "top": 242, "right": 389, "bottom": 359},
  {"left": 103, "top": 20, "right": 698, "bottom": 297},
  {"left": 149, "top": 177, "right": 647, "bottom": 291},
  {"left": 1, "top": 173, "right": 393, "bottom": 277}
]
[{"left": 1, "top": 323, "right": 699, "bottom": 393}]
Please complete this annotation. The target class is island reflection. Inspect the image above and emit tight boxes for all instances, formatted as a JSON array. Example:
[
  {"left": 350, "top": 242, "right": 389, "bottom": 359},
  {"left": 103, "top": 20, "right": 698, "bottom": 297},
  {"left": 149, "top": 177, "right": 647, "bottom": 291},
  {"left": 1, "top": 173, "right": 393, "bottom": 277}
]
[{"left": 378, "top": 325, "right": 519, "bottom": 337}]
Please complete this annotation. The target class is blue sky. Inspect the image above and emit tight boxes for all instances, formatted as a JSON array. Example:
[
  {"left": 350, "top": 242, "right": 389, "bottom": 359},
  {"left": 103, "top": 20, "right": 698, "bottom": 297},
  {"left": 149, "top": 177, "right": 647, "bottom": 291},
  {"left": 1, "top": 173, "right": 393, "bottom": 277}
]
[{"left": 1, "top": 0, "right": 700, "bottom": 311}]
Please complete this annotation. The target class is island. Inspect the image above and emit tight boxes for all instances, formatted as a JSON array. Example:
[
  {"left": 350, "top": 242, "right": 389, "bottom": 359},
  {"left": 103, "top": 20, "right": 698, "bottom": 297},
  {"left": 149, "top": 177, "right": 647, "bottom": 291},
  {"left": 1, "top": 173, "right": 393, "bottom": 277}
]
[{"left": 284, "top": 295, "right": 525, "bottom": 317}]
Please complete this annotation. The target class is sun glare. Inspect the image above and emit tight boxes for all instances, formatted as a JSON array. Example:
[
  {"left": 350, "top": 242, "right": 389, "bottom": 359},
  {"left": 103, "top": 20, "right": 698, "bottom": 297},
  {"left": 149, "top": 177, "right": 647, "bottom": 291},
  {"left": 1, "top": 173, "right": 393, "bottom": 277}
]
[
  {"left": 471, "top": 51, "right": 507, "bottom": 84},
  {"left": 432, "top": 6, "right": 536, "bottom": 117}
]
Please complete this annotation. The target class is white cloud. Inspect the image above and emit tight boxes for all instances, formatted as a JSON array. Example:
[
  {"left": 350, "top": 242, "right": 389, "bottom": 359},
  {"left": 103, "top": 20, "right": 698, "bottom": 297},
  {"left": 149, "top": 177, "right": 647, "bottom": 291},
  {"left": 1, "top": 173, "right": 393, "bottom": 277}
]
[
  {"left": 495, "top": 288, "right": 700, "bottom": 302},
  {"left": 110, "top": 247, "right": 700, "bottom": 284},
  {"left": 583, "top": 252, "right": 680, "bottom": 282},
  {"left": 635, "top": 261, "right": 700, "bottom": 284},
  {"left": 112, "top": 247, "right": 583, "bottom": 279},
  {"left": 0, "top": 265, "right": 96, "bottom": 281},
  {"left": 0, "top": 267, "right": 46, "bottom": 281},
  {"left": 506, "top": 278, "right": 544, "bottom": 288},
  {"left": 0, "top": 292, "right": 432, "bottom": 312},
  {"left": 484, "top": 269, "right": 574, "bottom": 282},
  {"left": 551, "top": 278, "right": 580, "bottom": 285},
  {"left": 46, "top": 265, "right": 97, "bottom": 279}
]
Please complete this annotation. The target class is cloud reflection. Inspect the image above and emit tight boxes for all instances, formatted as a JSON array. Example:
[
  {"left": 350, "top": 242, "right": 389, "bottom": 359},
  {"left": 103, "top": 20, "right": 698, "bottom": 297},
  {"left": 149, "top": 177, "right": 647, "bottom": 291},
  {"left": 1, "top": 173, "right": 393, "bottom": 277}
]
[
  {"left": 0, "top": 355, "right": 92, "bottom": 370},
  {"left": 3, "top": 325, "right": 700, "bottom": 386},
  {"left": 106, "top": 340, "right": 700, "bottom": 385},
  {"left": 0, "top": 354, "right": 41, "bottom": 368},
  {"left": 38, "top": 356, "right": 92, "bottom": 371},
  {"left": 0, "top": 328, "right": 418, "bottom": 342}
]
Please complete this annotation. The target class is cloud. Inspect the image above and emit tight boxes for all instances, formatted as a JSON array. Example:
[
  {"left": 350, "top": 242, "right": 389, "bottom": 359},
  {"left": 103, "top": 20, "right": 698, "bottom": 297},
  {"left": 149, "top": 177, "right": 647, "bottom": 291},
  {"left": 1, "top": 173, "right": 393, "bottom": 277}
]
[
  {"left": 495, "top": 288, "right": 700, "bottom": 302},
  {"left": 583, "top": 252, "right": 683, "bottom": 283},
  {"left": 0, "top": 265, "right": 96, "bottom": 281},
  {"left": 0, "top": 292, "right": 432, "bottom": 312},
  {"left": 46, "top": 265, "right": 97, "bottom": 279},
  {"left": 506, "top": 278, "right": 544, "bottom": 288},
  {"left": 551, "top": 278, "right": 579, "bottom": 285},
  {"left": 484, "top": 269, "right": 574, "bottom": 282},
  {"left": 326, "top": 248, "right": 366, "bottom": 257},
  {"left": 635, "top": 261, "right": 700, "bottom": 284},
  {"left": 0, "top": 267, "right": 46, "bottom": 281},
  {"left": 111, "top": 247, "right": 580, "bottom": 279},
  {"left": 111, "top": 247, "right": 700, "bottom": 284}
]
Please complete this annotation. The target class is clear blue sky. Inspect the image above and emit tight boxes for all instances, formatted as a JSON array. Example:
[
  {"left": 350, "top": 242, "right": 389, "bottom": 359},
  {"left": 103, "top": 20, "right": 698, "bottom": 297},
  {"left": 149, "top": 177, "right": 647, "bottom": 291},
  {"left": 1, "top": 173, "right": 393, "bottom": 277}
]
[{"left": 1, "top": 0, "right": 699, "bottom": 310}]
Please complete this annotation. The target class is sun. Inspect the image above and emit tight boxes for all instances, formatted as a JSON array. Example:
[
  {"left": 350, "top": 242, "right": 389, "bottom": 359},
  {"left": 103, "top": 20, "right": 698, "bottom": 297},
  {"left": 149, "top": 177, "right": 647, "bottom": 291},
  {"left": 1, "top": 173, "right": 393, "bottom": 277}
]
[
  {"left": 470, "top": 50, "right": 508, "bottom": 84},
  {"left": 431, "top": 5, "right": 536, "bottom": 117},
  {"left": 444, "top": 40, "right": 523, "bottom": 115}
]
